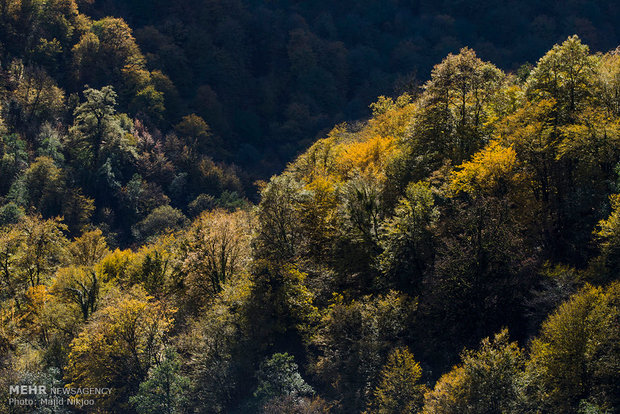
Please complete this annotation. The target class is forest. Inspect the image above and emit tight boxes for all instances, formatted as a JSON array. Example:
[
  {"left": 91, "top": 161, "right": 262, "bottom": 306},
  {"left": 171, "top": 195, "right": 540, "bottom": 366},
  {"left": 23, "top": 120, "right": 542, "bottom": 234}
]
[{"left": 0, "top": 0, "right": 620, "bottom": 413}]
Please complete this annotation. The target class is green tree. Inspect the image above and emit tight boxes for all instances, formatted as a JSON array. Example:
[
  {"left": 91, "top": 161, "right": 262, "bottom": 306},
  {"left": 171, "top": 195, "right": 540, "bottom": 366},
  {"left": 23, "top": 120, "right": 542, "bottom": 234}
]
[
  {"left": 0, "top": 202, "right": 24, "bottom": 226},
  {"left": 52, "top": 265, "right": 100, "bottom": 320},
  {"left": 526, "top": 35, "right": 598, "bottom": 119},
  {"left": 131, "top": 84, "right": 166, "bottom": 123},
  {"left": 379, "top": 181, "right": 438, "bottom": 293},
  {"left": 132, "top": 205, "right": 188, "bottom": 243},
  {"left": 255, "top": 175, "right": 304, "bottom": 262},
  {"left": 130, "top": 348, "right": 190, "bottom": 414},
  {"left": 175, "top": 113, "right": 212, "bottom": 153},
  {"left": 186, "top": 273, "right": 254, "bottom": 413},
  {"left": 72, "top": 16, "right": 146, "bottom": 95},
  {"left": 0, "top": 133, "right": 28, "bottom": 196},
  {"left": 69, "top": 85, "right": 123, "bottom": 165},
  {"left": 11, "top": 64, "right": 65, "bottom": 133},
  {"left": 412, "top": 47, "right": 504, "bottom": 167},
  {"left": 311, "top": 291, "right": 415, "bottom": 412},
  {"left": 22, "top": 155, "right": 66, "bottom": 217},
  {"left": 253, "top": 353, "right": 314, "bottom": 406},
  {"left": 590, "top": 194, "right": 620, "bottom": 282}
]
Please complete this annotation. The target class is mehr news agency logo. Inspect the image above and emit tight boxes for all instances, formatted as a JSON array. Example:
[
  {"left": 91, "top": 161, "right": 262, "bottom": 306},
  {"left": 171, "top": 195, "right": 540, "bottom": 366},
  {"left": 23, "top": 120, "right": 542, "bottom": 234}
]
[{"left": 8, "top": 384, "right": 112, "bottom": 408}]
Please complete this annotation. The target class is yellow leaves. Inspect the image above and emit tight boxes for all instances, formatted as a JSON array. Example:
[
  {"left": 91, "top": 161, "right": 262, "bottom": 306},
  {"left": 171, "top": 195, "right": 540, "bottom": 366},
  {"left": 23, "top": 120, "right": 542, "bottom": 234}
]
[
  {"left": 21, "top": 285, "right": 52, "bottom": 332},
  {"left": 281, "top": 264, "right": 320, "bottom": 328},
  {"left": 557, "top": 109, "right": 620, "bottom": 164},
  {"left": 595, "top": 194, "right": 620, "bottom": 248},
  {"left": 182, "top": 208, "right": 253, "bottom": 301},
  {"left": 368, "top": 346, "right": 425, "bottom": 414},
  {"left": 596, "top": 52, "right": 620, "bottom": 116},
  {"left": 525, "top": 282, "right": 620, "bottom": 411},
  {"left": 368, "top": 94, "right": 416, "bottom": 139},
  {"left": 65, "top": 285, "right": 175, "bottom": 405},
  {"left": 67, "top": 228, "right": 110, "bottom": 266},
  {"left": 286, "top": 94, "right": 413, "bottom": 185},
  {"left": 421, "top": 367, "right": 463, "bottom": 414},
  {"left": 423, "top": 329, "right": 524, "bottom": 414},
  {"left": 336, "top": 134, "right": 398, "bottom": 180},
  {"left": 451, "top": 141, "right": 521, "bottom": 196},
  {"left": 303, "top": 176, "right": 339, "bottom": 213},
  {"left": 498, "top": 98, "right": 557, "bottom": 147},
  {"left": 95, "top": 247, "right": 134, "bottom": 283}
]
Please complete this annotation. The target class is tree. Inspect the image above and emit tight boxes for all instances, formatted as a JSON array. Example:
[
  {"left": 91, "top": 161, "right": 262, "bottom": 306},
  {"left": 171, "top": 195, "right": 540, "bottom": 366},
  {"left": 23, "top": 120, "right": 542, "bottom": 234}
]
[
  {"left": 11, "top": 64, "right": 65, "bottom": 134},
  {"left": 22, "top": 156, "right": 66, "bottom": 217},
  {"left": 186, "top": 273, "right": 255, "bottom": 413},
  {"left": 69, "top": 85, "right": 123, "bottom": 166},
  {"left": 52, "top": 266, "right": 101, "bottom": 320},
  {"left": 591, "top": 194, "right": 620, "bottom": 282},
  {"left": 132, "top": 205, "right": 188, "bottom": 243},
  {"left": 412, "top": 47, "right": 504, "bottom": 167},
  {"left": 367, "top": 347, "right": 426, "bottom": 414},
  {"left": 595, "top": 52, "right": 620, "bottom": 117},
  {"left": 255, "top": 175, "right": 304, "bottom": 262},
  {"left": 72, "top": 16, "right": 146, "bottom": 95},
  {"left": 127, "top": 237, "right": 176, "bottom": 299},
  {"left": 0, "top": 202, "right": 24, "bottom": 226},
  {"left": 253, "top": 353, "right": 314, "bottom": 406},
  {"left": 66, "top": 228, "right": 110, "bottom": 266},
  {"left": 422, "top": 329, "right": 524, "bottom": 414},
  {"left": 175, "top": 113, "right": 212, "bottom": 154},
  {"left": 65, "top": 285, "right": 174, "bottom": 411},
  {"left": 522, "top": 283, "right": 620, "bottom": 413},
  {"left": 311, "top": 291, "right": 416, "bottom": 412},
  {"left": 526, "top": 35, "right": 598, "bottom": 119},
  {"left": 131, "top": 84, "right": 165, "bottom": 123},
  {"left": 450, "top": 141, "right": 523, "bottom": 198},
  {"left": 0, "top": 225, "right": 24, "bottom": 308},
  {"left": 181, "top": 208, "right": 252, "bottom": 299},
  {"left": 0, "top": 133, "right": 28, "bottom": 196},
  {"left": 379, "top": 181, "right": 438, "bottom": 293},
  {"left": 0, "top": 215, "right": 69, "bottom": 307},
  {"left": 130, "top": 348, "right": 190, "bottom": 414}
]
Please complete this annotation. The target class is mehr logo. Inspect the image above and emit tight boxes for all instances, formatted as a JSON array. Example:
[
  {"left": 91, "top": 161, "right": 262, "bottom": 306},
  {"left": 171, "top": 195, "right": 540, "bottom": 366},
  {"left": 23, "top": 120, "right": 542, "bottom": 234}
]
[{"left": 9, "top": 385, "right": 47, "bottom": 395}]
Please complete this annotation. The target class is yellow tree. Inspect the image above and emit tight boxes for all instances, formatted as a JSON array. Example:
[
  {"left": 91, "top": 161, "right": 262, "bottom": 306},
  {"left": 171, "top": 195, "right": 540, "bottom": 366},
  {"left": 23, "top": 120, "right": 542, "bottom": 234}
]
[
  {"left": 65, "top": 285, "right": 174, "bottom": 411},
  {"left": 51, "top": 266, "right": 101, "bottom": 320},
  {"left": 16, "top": 215, "right": 68, "bottom": 288},
  {"left": 66, "top": 228, "right": 110, "bottom": 267},
  {"left": 595, "top": 52, "right": 620, "bottom": 117},
  {"left": 0, "top": 215, "right": 67, "bottom": 309},
  {"left": 450, "top": 141, "right": 522, "bottom": 198},
  {"left": 181, "top": 208, "right": 253, "bottom": 300},
  {"left": 523, "top": 282, "right": 620, "bottom": 413},
  {"left": 422, "top": 329, "right": 524, "bottom": 414},
  {"left": 367, "top": 347, "right": 427, "bottom": 414}
]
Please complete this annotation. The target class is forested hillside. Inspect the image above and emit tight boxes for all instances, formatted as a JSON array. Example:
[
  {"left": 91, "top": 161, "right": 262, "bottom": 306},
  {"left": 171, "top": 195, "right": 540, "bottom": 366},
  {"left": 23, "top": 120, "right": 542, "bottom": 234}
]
[
  {"left": 0, "top": 0, "right": 619, "bottom": 413},
  {"left": 62, "top": 0, "right": 620, "bottom": 173}
]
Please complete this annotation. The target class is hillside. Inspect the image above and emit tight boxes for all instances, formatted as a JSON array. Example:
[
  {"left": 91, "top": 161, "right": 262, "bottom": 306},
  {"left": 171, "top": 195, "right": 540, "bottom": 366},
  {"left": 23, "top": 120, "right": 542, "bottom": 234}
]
[
  {"left": 1, "top": 19, "right": 620, "bottom": 412},
  {"left": 38, "top": 0, "right": 620, "bottom": 174}
]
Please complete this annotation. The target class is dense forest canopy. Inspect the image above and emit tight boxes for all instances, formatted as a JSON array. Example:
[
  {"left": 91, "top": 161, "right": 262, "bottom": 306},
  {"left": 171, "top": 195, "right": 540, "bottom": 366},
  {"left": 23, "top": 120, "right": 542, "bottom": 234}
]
[
  {"left": 11, "top": 0, "right": 620, "bottom": 175},
  {"left": 0, "top": 0, "right": 620, "bottom": 413}
]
